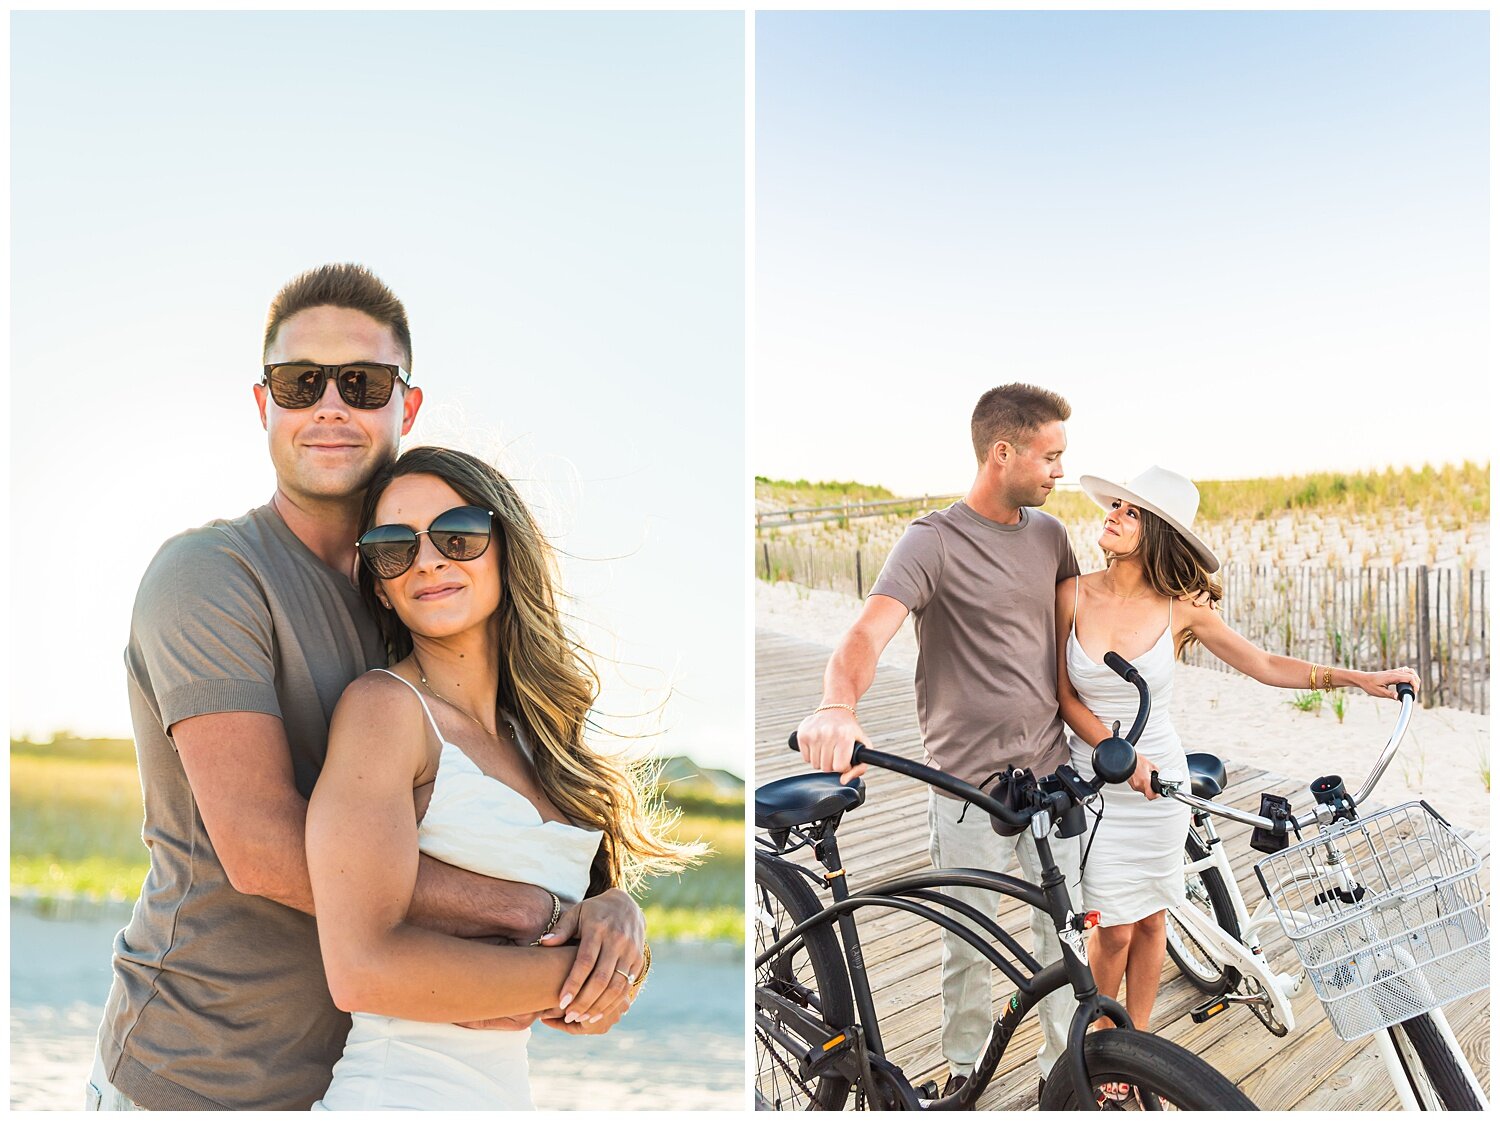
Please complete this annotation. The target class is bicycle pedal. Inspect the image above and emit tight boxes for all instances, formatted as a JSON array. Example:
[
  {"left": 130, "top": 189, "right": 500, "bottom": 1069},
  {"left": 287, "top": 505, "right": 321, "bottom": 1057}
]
[
  {"left": 801, "top": 1030, "right": 853, "bottom": 1079},
  {"left": 1190, "top": 995, "right": 1231, "bottom": 1023}
]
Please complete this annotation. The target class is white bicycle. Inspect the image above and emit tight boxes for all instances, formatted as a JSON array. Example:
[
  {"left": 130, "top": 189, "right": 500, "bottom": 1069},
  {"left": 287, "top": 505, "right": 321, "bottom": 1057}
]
[{"left": 1155, "top": 683, "right": 1489, "bottom": 1111}]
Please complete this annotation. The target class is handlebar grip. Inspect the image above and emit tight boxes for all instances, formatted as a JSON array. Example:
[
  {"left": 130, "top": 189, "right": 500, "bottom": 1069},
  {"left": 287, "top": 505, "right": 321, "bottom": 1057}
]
[
  {"left": 787, "top": 730, "right": 867, "bottom": 765},
  {"left": 1149, "top": 771, "right": 1162, "bottom": 796},
  {"left": 1396, "top": 682, "right": 1415, "bottom": 701},
  {"left": 1103, "top": 651, "right": 1139, "bottom": 681}
]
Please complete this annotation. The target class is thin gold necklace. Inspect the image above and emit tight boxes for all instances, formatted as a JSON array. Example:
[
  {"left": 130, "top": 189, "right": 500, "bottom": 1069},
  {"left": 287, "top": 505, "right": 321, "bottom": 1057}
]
[
  {"left": 1101, "top": 576, "right": 1153, "bottom": 601},
  {"left": 410, "top": 651, "right": 502, "bottom": 738}
]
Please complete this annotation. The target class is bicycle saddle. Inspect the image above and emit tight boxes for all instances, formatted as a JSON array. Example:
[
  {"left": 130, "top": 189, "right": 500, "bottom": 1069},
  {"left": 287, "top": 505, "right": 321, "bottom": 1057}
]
[
  {"left": 1186, "top": 752, "right": 1227, "bottom": 800},
  {"left": 755, "top": 772, "right": 867, "bottom": 829}
]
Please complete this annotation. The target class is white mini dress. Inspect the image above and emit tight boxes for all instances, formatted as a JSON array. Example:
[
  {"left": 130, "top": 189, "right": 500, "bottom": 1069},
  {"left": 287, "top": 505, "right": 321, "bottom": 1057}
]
[
  {"left": 313, "top": 670, "right": 603, "bottom": 1111},
  {"left": 1065, "top": 582, "right": 1189, "bottom": 927}
]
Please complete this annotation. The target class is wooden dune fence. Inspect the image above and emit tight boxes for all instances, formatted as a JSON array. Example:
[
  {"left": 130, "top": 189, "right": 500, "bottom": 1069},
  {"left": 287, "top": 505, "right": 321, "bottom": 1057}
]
[{"left": 756, "top": 545, "right": 1489, "bottom": 715}]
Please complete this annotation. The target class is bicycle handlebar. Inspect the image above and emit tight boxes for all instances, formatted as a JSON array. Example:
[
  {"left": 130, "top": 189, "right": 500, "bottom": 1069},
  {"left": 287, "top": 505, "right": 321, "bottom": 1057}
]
[
  {"left": 787, "top": 730, "right": 1035, "bottom": 828},
  {"left": 1153, "top": 682, "right": 1417, "bottom": 832},
  {"left": 790, "top": 651, "right": 1153, "bottom": 830},
  {"left": 1103, "top": 651, "right": 1152, "bottom": 746}
]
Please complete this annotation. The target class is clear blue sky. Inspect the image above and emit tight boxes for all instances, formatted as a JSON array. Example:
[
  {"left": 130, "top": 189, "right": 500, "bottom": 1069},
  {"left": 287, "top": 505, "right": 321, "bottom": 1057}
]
[
  {"left": 11, "top": 12, "right": 746, "bottom": 774},
  {"left": 756, "top": 11, "right": 1489, "bottom": 493}
]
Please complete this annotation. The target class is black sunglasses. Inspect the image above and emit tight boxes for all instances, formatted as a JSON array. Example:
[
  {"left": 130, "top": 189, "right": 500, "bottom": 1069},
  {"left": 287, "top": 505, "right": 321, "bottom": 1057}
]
[
  {"left": 356, "top": 505, "right": 497, "bottom": 579},
  {"left": 261, "top": 362, "right": 411, "bottom": 410}
]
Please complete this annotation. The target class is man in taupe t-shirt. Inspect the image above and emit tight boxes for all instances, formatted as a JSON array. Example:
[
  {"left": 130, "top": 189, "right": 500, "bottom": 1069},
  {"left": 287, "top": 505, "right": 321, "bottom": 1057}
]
[
  {"left": 796, "top": 383, "right": 1081, "bottom": 1101},
  {"left": 89, "top": 265, "right": 645, "bottom": 1110}
]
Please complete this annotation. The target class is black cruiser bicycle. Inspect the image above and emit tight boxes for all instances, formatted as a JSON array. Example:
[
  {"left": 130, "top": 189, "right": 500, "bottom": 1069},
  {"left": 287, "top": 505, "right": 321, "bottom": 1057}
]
[{"left": 755, "top": 652, "right": 1257, "bottom": 1110}]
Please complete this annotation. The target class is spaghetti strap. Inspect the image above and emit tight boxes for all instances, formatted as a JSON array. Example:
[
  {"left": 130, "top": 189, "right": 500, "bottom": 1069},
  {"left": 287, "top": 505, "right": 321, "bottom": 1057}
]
[
  {"left": 371, "top": 667, "right": 444, "bottom": 743},
  {"left": 1073, "top": 575, "right": 1081, "bottom": 620}
]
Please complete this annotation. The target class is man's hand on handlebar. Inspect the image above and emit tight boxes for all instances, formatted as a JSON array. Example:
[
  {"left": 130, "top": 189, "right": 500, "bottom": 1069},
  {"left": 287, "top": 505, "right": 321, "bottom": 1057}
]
[
  {"left": 1356, "top": 666, "right": 1421, "bottom": 701},
  {"left": 795, "top": 707, "right": 868, "bottom": 784},
  {"left": 1127, "top": 752, "right": 1159, "bottom": 800}
]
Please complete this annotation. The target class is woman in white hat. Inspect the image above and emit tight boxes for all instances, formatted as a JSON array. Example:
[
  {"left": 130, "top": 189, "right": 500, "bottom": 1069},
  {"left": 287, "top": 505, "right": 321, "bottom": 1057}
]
[{"left": 1055, "top": 465, "right": 1418, "bottom": 1103}]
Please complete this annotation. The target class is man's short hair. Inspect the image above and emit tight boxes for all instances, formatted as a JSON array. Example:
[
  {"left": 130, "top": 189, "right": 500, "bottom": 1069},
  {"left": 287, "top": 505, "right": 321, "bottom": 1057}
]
[
  {"left": 970, "top": 383, "right": 1072, "bottom": 463},
  {"left": 263, "top": 263, "right": 413, "bottom": 369}
]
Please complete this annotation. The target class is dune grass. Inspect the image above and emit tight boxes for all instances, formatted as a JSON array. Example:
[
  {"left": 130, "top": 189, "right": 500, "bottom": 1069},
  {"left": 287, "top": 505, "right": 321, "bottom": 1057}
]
[
  {"left": 759, "top": 462, "right": 1488, "bottom": 525},
  {"left": 755, "top": 476, "right": 897, "bottom": 507},
  {"left": 11, "top": 737, "right": 744, "bottom": 943}
]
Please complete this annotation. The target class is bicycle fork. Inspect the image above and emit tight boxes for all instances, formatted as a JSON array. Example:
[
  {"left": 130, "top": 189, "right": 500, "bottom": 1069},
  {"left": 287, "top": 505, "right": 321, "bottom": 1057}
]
[{"left": 1373, "top": 1009, "right": 1488, "bottom": 1112}]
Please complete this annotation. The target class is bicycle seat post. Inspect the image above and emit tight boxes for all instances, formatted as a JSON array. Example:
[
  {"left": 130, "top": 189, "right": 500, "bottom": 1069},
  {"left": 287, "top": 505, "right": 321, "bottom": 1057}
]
[{"left": 813, "top": 826, "right": 852, "bottom": 904}]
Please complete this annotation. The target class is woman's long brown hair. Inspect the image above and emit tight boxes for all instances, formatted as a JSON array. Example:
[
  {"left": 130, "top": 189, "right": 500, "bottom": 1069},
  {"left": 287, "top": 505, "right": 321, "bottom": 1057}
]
[
  {"left": 1103, "top": 506, "right": 1222, "bottom": 659},
  {"left": 357, "top": 446, "right": 702, "bottom": 895}
]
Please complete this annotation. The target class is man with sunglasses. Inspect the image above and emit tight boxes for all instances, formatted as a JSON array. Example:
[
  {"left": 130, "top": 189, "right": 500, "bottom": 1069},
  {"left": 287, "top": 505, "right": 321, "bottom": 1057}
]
[{"left": 89, "top": 264, "right": 645, "bottom": 1111}]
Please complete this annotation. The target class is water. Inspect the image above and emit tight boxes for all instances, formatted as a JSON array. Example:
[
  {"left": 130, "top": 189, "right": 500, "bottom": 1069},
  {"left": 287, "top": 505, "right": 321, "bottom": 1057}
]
[{"left": 10, "top": 903, "right": 744, "bottom": 1110}]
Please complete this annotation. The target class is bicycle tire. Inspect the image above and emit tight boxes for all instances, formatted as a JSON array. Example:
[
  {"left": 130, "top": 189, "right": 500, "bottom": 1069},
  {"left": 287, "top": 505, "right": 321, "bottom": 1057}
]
[
  {"left": 1166, "top": 827, "right": 1242, "bottom": 993},
  {"left": 1037, "top": 1029, "right": 1257, "bottom": 1110},
  {"left": 1388, "top": 1013, "right": 1484, "bottom": 1111},
  {"left": 754, "top": 852, "right": 855, "bottom": 1111}
]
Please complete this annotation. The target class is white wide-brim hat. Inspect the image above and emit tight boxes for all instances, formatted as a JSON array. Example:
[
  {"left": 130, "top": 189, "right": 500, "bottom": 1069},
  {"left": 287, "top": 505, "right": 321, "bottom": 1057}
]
[{"left": 1078, "top": 465, "right": 1221, "bottom": 574}]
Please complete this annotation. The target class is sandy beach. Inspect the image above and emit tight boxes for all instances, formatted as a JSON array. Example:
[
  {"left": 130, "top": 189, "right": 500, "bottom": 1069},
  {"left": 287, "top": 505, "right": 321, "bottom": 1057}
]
[
  {"left": 10, "top": 903, "right": 744, "bottom": 1111},
  {"left": 758, "top": 581, "right": 1490, "bottom": 833}
]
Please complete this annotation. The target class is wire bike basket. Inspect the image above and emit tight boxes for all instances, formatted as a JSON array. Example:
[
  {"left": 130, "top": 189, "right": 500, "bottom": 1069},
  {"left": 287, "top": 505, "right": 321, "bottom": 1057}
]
[{"left": 1255, "top": 801, "right": 1489, "bottom": 1041}]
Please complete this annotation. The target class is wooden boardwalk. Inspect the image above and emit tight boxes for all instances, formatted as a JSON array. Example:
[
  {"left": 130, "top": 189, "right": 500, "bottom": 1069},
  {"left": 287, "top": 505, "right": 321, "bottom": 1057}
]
[{"left": 755, "top": 629, "right": 1491, "bottom": 1111}]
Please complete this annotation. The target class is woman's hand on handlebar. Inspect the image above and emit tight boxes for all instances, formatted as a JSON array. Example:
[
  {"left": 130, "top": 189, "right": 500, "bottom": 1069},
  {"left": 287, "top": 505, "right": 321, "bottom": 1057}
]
[
  {"left": 795, "top": 707, "right": 869, "bottom": 784},
  {"left": 1128, "top": 752, "right": 1159, "bottom": 800},
  {"left": 1355, "top": 666, "right": 1421, "bottom": 701}
]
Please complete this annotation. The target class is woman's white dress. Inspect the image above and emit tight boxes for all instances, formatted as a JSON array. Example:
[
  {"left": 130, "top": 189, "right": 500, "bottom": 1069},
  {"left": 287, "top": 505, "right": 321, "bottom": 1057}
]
[
  {"left": 313, "top": 670, "right": 603, "bottom": 1111},
  {"left": 1065, "top": 583, "right": 1189, "bottom": 927}
]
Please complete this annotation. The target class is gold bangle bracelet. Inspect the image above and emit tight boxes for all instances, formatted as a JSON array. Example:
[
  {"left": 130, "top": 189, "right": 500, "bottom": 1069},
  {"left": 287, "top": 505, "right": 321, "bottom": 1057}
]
[
  {"left": 1323, "top": 665, "right": 1334, "bottom": 692},
  {"left": 629, "top": 941, "right": 652, "bottom": 998},
  {"left": 1309, "top": 664, "right": 1319, "bottom": 691}
]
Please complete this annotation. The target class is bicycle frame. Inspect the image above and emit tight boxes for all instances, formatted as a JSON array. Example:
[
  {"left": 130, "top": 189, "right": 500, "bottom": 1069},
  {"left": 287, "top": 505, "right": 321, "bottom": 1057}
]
[
  {"left": 756, "top": 814, "right": 1137, "bottom": 1110},
  {"left": 759, "top": 654, "right": 1245, "bottom": 1111},
  {"left": 1176, "top": 813, "right": 1304, "bottom": 1030}
]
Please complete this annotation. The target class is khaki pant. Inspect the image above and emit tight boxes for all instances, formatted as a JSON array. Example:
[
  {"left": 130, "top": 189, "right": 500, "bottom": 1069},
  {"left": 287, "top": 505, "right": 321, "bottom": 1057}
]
[
  {"left": 85, "top": 1029, "right": 145, "bottom": 1111},
  {"left": 927, "top": 789, "right": 1083, "bottom": 1080}
]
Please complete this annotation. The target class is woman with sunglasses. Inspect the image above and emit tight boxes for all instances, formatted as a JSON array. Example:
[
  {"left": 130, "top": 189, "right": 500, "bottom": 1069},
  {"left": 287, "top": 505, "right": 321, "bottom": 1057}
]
[
  {"left": 1055, "top": 465, "right": 1418, "bottom": 1106},
  {"left": 305, "top": 445, "right": 697, "bottom": 1110}
]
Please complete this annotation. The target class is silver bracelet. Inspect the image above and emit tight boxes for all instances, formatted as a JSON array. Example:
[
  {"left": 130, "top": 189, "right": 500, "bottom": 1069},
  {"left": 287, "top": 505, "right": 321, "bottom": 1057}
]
[{"left": 529, "top": 892, "right": 563, "bottom": 946}]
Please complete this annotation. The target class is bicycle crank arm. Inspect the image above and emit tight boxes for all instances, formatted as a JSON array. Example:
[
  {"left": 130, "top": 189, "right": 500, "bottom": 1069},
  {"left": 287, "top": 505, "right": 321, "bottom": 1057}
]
[
  {"left": 1168, "top": 901, "right": 1298, "bottom": 1032},
  {"left": 1192, "top": 990, "right": 1284, "bottom": 1021},
  {"left": 753, "top": 994, "right": 861, "bottom": 1080}
]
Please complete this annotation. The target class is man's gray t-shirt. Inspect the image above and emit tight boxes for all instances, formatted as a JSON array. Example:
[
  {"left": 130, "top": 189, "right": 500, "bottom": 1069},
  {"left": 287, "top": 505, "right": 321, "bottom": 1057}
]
[
  {"left": 871, "top": 501, "right": 1080, "bottom": 793},
  {"left": 100, "top": 504, "right": 385, "bottom": 1110}
]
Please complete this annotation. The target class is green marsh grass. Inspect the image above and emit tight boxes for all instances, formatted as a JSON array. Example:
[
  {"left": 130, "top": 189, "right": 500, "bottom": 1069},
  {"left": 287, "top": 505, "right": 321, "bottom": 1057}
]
[
  {"left": 11, "top": 737, "right": 744, "bottom": 944},
  {"left": 11, "top": 737, "right": 144, "bottom": 899}
]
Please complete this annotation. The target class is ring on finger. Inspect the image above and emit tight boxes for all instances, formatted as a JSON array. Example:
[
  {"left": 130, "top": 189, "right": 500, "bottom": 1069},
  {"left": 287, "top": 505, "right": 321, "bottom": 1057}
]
[{"left": 614, "top": 967, "right": 637, "bottom": 984}]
